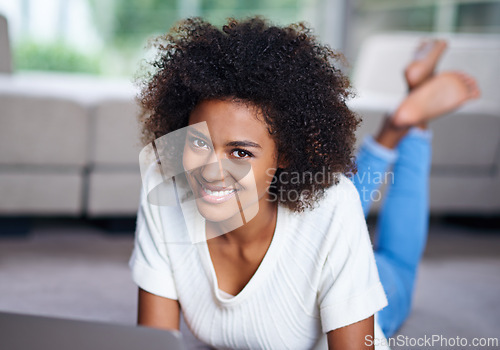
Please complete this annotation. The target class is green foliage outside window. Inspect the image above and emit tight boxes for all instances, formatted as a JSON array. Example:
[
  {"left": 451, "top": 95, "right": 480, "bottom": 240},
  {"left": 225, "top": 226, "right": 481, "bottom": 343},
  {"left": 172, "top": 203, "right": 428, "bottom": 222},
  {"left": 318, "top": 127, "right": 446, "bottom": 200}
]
[
  {"left": 13, "top": 40, "right": 101, "bottom": 74},
  {"left": 13, "top": 0, "right": 301, "bottom": 76}
]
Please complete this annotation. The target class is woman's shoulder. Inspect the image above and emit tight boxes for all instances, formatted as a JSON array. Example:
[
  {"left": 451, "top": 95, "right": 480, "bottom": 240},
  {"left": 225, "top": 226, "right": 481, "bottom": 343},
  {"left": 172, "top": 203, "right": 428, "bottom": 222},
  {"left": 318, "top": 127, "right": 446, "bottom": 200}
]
[
  {"left": 322, "top": 173, "right": 361, "bottom": 206},
  {"left": 289, "top": 173, "right": 361, "bottom": 218},
  {"left": 280, "top": 173, "right": 365, "bottom": 247}
]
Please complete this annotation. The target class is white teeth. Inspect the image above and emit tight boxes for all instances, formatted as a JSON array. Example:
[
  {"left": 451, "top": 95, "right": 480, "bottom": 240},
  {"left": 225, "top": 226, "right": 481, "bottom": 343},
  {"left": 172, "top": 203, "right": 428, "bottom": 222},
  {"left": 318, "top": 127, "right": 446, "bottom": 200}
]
[{"left": 202, "top": 186, "right": 235, "bottom": 197}]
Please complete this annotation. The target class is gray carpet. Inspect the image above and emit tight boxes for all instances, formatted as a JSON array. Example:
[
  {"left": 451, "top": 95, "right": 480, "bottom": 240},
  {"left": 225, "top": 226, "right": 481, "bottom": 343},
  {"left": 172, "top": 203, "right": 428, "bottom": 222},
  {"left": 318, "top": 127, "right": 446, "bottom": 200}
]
[{"left": 0, "top": 217, "right": 499, "bottom": 349}]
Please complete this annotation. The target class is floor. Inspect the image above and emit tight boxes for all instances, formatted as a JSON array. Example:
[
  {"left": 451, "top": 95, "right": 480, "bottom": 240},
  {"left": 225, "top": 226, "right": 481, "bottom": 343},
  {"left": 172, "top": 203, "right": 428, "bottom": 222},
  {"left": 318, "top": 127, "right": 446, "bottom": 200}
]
[{"left": 0, "top": 216, "right": 499, "bottom": 350}]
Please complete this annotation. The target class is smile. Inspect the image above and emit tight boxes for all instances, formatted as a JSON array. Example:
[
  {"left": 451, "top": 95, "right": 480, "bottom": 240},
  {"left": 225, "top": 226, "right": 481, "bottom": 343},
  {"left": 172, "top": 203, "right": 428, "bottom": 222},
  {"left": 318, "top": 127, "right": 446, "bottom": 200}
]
[{"left": 197, "top": 180, "right": 239, "bottom": 204}]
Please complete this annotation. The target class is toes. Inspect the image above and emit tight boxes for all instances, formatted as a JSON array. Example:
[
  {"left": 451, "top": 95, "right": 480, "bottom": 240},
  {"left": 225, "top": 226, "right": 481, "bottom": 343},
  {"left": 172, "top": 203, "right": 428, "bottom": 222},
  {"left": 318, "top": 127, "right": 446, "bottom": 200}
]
[
  {"left": 469, "top": 83, "right": 481, "bottom": 99},
  {"left": 415, "top": 41, "right": 429, "bottom": 52},
  {"left": 428, "top": 39, "right": 448, "bottom": 56},
  {"left": 462, "top": 75, "right": 479, "bottom": 97},
  {"left": 413, "top": 39, "right": 434, "bottom": 60},
  {"left": 435, "top": 39, "right": 448, "bottom": 51},
  {"left": 454, "top": 72, "right": 481, "bottom": 99}
]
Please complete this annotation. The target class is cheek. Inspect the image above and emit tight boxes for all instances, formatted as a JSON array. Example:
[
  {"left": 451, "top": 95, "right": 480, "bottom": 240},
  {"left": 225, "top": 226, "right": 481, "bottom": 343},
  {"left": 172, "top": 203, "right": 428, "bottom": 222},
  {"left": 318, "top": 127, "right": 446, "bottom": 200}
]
[
  {"left": 182, "top": 144, "right": 192, "bottom": 171},
  {"left": 182, "top": 144, "right": 205, "bottom": 172},
  {"left": 250, "top": 161, "right": 278, "bottom": 193}
]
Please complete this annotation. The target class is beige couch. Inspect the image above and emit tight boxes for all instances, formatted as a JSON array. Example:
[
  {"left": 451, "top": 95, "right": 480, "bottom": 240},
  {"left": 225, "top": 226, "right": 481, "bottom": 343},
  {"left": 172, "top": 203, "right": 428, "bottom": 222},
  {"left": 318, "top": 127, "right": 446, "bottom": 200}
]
[
  {"left": 0, "top": 72, "right": 142, "bottom": 217},
  {"left": 1, "top": 11, "right": 499, "bottom": 217}
]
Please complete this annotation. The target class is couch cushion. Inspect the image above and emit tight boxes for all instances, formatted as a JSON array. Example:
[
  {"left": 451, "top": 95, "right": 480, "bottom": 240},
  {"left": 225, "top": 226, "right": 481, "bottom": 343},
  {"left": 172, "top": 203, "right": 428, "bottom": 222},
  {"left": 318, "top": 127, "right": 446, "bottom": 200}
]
[
  {"left": 86, "top": 170, "right": 141, "bottom": 217},
  {"left": 0, "top": 94, "right": 88, "bottom": 166},
  {"left": 0, "top": 171, "right": 83, "bottom": 215},
  {"left": 91, "top": 99, "right": 142, "bottom": 165},
  {"left": 429, "top": 173, "right": 500, "bottom": 214},
  {"left": 430, "top": 113, "right": 500, "bottom": 168}
]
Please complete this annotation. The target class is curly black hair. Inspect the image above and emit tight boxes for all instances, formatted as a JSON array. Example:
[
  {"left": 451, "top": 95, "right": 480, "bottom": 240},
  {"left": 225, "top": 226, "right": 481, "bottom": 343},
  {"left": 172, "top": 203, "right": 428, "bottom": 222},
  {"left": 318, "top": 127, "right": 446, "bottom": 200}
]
[{"left": 137, "top": 16, "right": 361, "bottom": 212}]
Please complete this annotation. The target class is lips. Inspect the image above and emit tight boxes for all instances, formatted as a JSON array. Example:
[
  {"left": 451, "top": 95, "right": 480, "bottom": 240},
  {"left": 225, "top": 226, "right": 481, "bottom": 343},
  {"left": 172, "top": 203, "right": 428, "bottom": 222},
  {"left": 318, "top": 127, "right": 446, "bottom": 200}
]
[{"left": 196, "top": 179, "right": 239, "bottom": 204}]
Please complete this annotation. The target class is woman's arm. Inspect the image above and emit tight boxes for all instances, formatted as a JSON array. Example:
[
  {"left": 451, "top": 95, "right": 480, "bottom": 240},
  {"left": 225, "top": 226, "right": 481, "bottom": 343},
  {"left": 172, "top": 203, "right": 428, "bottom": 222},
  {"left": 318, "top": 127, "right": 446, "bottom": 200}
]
[
  {"left": 137, "top": 287, "right": 181, "bottom": 331},
  {"left": 327, "top": 315, "right": 374, "bottom": 350}
]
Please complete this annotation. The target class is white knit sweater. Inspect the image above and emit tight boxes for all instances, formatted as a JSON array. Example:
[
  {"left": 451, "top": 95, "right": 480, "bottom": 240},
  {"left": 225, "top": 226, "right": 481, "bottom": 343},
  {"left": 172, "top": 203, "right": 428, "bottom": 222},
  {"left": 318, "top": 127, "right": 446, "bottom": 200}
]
[{"left": 129, "top": 173, "right": 388, "bottom": 349}]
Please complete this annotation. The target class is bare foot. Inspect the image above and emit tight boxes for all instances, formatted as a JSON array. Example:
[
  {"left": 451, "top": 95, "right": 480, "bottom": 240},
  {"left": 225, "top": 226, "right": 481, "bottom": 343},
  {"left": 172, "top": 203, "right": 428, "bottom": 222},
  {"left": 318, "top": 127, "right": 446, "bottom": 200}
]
[
  {"left": 405, "top": 39, "right": 448, "bottom": 90},
  {"left": 391, "top": 71, "right": 481, "bottom": 127}
]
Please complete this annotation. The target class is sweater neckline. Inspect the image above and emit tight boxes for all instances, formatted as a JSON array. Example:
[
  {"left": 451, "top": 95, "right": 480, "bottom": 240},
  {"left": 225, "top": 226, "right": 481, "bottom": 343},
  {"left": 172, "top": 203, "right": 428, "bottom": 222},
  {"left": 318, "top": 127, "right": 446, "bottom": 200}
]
[{"left": 196, "top": 204, "right": 287, "bottom": 307}]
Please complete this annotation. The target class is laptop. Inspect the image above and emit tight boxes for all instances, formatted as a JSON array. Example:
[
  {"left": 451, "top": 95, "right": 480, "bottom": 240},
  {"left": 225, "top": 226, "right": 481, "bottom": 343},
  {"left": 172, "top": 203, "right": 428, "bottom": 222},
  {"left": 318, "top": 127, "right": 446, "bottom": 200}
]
[{"left": 0, "top": 311, "right": 186, "bottom": 350}]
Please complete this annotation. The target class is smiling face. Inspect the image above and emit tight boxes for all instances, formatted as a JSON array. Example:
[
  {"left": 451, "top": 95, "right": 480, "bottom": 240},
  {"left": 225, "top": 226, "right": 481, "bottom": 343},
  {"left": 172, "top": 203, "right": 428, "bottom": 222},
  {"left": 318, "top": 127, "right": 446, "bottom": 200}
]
[{"left": 182, "top": 99, "right": 279, "bottom": 226}]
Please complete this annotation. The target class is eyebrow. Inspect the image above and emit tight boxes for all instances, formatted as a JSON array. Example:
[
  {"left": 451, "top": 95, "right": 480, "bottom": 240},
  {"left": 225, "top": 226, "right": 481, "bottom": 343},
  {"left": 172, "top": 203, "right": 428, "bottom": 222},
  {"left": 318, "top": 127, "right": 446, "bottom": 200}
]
[
  {"left": 187, "top": 128, "right": 262, "bottom": 149},
  {"left": 226, "top": 140, "right": 262, "bottom": 149},
  {"left": 187, "top": 128, "right": 210, "bottom": 141}
]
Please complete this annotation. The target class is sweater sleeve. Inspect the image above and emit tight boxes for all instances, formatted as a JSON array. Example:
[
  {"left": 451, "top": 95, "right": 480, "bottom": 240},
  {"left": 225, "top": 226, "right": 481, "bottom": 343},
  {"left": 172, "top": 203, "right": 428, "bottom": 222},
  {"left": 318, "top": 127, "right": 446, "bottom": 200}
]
[
  {"left": 317, "top": 176, "right": 388, "bottom": 333},
  {"left": 128, "top": 187, "right": 179, "bottom": 300}
]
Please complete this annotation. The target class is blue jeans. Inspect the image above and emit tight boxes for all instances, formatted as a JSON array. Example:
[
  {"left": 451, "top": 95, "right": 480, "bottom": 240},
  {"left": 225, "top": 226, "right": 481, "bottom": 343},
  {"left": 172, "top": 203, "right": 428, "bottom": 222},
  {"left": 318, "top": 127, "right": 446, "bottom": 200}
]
[{"left": 351, "top": 127, "right": 433, "bottom": 337}]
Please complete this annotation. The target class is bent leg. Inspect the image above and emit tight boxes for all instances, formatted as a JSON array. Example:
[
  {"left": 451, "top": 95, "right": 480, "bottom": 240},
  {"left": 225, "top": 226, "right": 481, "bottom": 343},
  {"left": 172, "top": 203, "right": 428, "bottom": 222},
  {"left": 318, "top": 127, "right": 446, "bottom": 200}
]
[
  {"left": 374, "top": 127, "right": 433, "bottom": 337},
  {"left": 351, "top": 115, "right": 412, "bottom": 215},
  {"left": 351, "top": 133, "right": 397, "bottom": 215}
]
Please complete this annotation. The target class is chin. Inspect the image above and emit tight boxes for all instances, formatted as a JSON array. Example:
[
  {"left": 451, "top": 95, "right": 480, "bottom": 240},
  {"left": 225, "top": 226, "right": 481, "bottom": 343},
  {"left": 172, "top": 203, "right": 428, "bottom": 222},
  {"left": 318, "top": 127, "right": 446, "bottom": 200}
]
[
  {"left": 194, "top": 196, "right": 243, "bottom": 223},
  {"left": 194, "top": 195, "right": 261, "bottom": 235}
]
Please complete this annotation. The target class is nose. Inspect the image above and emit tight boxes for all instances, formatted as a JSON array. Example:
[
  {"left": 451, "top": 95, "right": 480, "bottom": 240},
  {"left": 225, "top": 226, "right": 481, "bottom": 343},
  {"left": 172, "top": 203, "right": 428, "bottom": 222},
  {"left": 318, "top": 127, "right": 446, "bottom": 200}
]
[{"left": 200, "top": 150, "right": 227, "bottom": 183}]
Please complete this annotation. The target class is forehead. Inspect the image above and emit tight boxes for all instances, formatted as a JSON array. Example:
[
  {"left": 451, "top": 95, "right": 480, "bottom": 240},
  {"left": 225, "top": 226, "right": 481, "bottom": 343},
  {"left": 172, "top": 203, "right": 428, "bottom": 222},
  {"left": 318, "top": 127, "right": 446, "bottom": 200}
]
[{"left": 188, "top": 99, "right": 273, "bottom": 145}]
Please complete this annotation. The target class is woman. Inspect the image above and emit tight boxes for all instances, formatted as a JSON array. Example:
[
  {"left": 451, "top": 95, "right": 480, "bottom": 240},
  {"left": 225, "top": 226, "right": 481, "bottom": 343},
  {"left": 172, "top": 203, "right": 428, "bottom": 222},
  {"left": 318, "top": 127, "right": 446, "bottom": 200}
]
[
  {"left": 129, "top": 17, "right": 479, "bottom": 349},
  {"left": 131, "top": 16, "right": 384, "bottom": 349}
]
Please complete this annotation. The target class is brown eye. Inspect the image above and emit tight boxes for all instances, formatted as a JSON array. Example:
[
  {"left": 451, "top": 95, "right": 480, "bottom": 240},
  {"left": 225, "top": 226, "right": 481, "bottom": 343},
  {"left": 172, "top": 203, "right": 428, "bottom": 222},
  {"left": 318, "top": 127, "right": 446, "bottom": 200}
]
[
  {"left": 231, "top": 149, "right": 252, "bottom": 159},
  {"left": 192, "top": 138, "right": 209, "bottom": 150}
]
